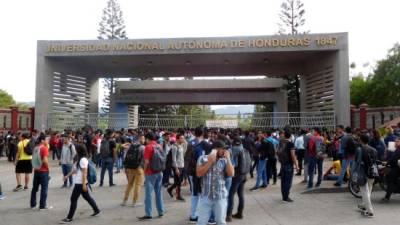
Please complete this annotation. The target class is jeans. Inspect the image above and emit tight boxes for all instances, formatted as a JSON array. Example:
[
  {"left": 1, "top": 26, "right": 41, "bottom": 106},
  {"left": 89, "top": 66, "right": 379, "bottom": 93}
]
[
  {"left": 227, "top": 175, "right": 246, "bottom": 216},
  {"left": 62, "top": 164, "right": 73, "bottom": 187},
  {"left": 255, "top": 159, "right": 267, "bottom": 187},
  {"left": 281, "top": 164, "right": 294, "bottom": 201},
  {"left": 296, "top": 149, "right": 305, "bottom": 174},
  {"left": 189, "top": 175, "right": 199, "bottom": 219},
  {"left": 336, "top": 159, "right": 353, "bottom": 185},
  {"left": 307, "top": 157, "right": 323, "bottom": 188},
  {"left": 30, "top": 171, "right": 49, "bottom": 209},
  {"left": 197, "top": 197, "right": 227, "bottom": 225},
  {"left": 67, "top": 184, "right": 99, "bottom": 219},
  {"left": 100, "top": 157, "right": 114, "bottom": 186},
  {"left": 168, "top": 168, "right": 184, "bottom": 198},
  {"left": 210, "top": 177, "right": 232, "bottom": 221},
  {"left": 123, "top": 168, "right": 144, "bottom": 203},
  {"left": 267, "top": 157, "right": 277, "bottom": 184},
  {"left": 144, "top": 173, "right": 165, "bottom": 217},
  {"left": 250, "top": 158, "right": 259, "bottom": 178},
  {"left": 116, "top": 156, "right": 124, "bottom": 172},
  {"left": 162, "top": 168, "right": 172, "bottom": 185}
]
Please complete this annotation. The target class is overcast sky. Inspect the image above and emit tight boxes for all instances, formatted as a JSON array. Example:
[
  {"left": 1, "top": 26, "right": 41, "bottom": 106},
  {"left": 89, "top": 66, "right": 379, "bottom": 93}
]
[{"left": 0, "top": 0, "right": 399, "bottom": 103}]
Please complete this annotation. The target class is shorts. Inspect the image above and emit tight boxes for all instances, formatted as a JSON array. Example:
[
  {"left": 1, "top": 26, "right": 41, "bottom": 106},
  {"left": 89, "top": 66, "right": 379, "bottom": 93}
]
[{"left": 16, "top": 160, "right": 32, "bottom": 174}]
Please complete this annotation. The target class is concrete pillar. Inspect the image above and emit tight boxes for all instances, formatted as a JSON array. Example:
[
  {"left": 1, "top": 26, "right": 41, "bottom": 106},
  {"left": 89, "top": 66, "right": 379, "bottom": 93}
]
[
  {"left": 88, "top": 78, "right": 99, "bottom": 113},
  {"left": 35, "top": 56, "right": 54, "bottom": 131},
  {"left": 333, "top": 49, "right": 350, "bottom": 127},
  {"left": 10, "top": 106, "right": 18, "bottom": 133},
  {"left": 359, "top": 103, "right": 368, "bottom": 130}
]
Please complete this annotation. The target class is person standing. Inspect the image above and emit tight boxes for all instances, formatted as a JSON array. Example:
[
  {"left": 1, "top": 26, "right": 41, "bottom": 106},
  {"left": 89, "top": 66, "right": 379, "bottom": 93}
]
[
  {"left": 60, "top": 135, "right": 76, "bottom": 188},
  {"left": 381, "top": 137, "right": 400, "bottom": 202},
  {"left": 60, "top": 144, "right": 100, "bottom": 224},
  {"left": 7, "top": 132, "right": 17, "bottom": 162},
  {"left": 294, "top": 130, "right": 306, "bottom": 176},
  {"left": 265, "top": 131, "right": 279, "bottom": 184},
  {"left": 307, "top": 128, "right": 325, "bottom": 189},
  {"left": 196, "top": 140, "right": 234, "bottom": 225},
  {"left": 30, "top": 134, "right": 52, "bottom": 210},
  {"left": 99, "top": 130, "right": 116, "bottom": 187},
  {"left": 279, "top": 131, "right": 299, "bottom": 202},
  {"left": 356, "top": 134, "right": 378, "bottom": 218},
  {"left": 121, "top": 134, "right": 145, "bottom": 207},
  {"left": 334, "top": 127, "right": 356, "bottom": 187},
  {"left": 138, "top": 132, "right": 165, "bottom": 220},
  {"left": 167, "top": 134, "right": 186, "bottom": 201},
  {"left": 14, "top": 133, "right": 32, "bottom": 191},
  {"left": 250, "top": 138, "right": 271, "bottom": 191}
]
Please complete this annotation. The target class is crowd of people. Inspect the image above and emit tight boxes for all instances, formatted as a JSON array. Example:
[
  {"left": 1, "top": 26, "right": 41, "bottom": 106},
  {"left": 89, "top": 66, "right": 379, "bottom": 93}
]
[{"left": 0, "top": 123, "right": 399, "bottom": 224}]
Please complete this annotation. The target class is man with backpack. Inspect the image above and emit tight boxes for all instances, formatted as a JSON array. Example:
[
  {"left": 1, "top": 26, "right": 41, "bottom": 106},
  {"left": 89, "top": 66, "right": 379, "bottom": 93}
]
[
  {"left": 265, "top": 131, "right": 279, "bottom": 185},
  {"left": 306, "top": 128, "right": 325, "bottom": 189},
  {"left": 185, "top": 127, "right": 211, "bottom": 224},
  {"left": 138, "top": 132, "right": 166, "bottom": 221},
  {"left": 226, "top": 137, "right": 251, "bottom": 222},
  {"left": 250, "top": 137, "right": 271, "bottom": 191},
  {"left": 30, "top": 134, "right": 52, "bottom": 210},
  {"left": 122, "top": 134, "right": 145, "bottom": 207},
  {"left": 356, "top": 134, "right": 378, "bottom": 218},
  {"left": 167, "top": 134, "right": 186, "bottom": 201},
  {"left": 277, "top": 131, "right": 299, "bottom": 202},
  {"left": 334, "top": 127, "right": 356, "bottom": 187},
  {"left": 60, "top": 134, "right": 76, "bottom": 188},
  {"left": 14, "top": 133, "right": 33, "bottom": 192},
  {"left": 99, "top": 130, "right": 116, "bottom": 187}
]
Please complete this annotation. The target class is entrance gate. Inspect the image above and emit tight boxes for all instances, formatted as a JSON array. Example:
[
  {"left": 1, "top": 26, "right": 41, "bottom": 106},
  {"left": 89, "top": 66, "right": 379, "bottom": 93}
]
[{"left": 46, "top": 111, "right": 335, "bottom": 131}]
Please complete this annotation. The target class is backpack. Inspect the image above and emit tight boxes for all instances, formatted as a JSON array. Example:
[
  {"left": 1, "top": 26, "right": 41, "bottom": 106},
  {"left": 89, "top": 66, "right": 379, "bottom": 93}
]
[
  {"left": 99, "top": 140, "right": 111, "bottom": 158},
  {"left": 346, "top": 136, "right": 358, "bottom": 156},
  {"left": 31, "top": 146, "right": 42, "bottom": 170},
  {"left": 165, "top": 144, "right": 174, "bottom": 169},
  {"left": 351, "top": 147, "right": 367, "bottom": 186},
  {"left": 237, "top": 148, "right": 252, "bottom": 175},
  {"left": 308, "top": 136, "right": 326, "bottom": 158},
  {"left": 124, "top": 144, "right": 143, "bottom": 169},
  {"left": 150, "top": 144, "right": 166, "bottom": 172},
  {"left": 277, "top": 139, "right": 289, "bottom": 164},
  {"left": 87, "top": 160, "right": 97, "bottom": 185},
  {"left": 24, "top": 138, "right": 35, "bottom": 155},
  {"left": 365, "top": 146, "right": 379, "bottom": 178}
]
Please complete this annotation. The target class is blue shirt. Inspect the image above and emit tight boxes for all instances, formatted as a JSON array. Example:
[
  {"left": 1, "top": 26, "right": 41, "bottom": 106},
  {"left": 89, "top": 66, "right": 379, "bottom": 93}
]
[{"left": 197, "top": 155, "right": 228, "bottom": 200}]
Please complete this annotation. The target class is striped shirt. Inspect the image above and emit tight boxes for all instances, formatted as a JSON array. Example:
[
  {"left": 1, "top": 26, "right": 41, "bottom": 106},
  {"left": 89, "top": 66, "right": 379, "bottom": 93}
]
[{"left": 197, "top": 155, "right": 228, "bottom": 200}]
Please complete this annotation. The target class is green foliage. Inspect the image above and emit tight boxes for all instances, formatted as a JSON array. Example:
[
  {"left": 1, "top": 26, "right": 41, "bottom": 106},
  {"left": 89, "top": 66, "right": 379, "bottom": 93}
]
[
  {"left": 255, "top": 104, "right": 274, "bottom": 113},
  {"left": 0, "top": 89, "right": 16, "bottom": 108},
  {"left": 16, "top": 102, "right": 30, "bottom": 110},
  {"left": 350, "top": 43, "right": 400, "bottom": 107}
]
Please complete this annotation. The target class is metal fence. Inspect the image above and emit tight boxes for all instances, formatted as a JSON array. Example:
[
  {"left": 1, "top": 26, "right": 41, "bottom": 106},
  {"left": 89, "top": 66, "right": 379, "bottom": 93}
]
[{"left": 46, "top": 111, "right": 335, "bottom": 131}]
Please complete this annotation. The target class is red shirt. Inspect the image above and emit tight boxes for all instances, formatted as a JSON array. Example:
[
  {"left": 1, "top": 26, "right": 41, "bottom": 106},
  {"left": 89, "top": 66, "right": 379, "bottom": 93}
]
[
  {"left": 144, "top": 141, "right": 159, "bottom": 175},
  {"left": 36, "top": 144, "right": 49, "bottom": 172}
]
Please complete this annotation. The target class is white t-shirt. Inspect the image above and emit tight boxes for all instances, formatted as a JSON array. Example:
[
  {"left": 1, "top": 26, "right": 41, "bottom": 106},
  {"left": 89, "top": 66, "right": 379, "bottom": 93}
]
[{"left": 73, "top": 157, "right": 88, "bottom": 184}]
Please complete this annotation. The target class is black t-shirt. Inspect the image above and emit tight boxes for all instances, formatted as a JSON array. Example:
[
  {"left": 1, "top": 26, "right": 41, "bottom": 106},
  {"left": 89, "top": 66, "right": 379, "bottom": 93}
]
[{"left": 285, "top": 141, "right": 295, "bottom": 165}]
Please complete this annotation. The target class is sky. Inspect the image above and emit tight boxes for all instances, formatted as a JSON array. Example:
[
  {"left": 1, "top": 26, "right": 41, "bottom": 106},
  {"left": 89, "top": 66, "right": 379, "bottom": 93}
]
[{"left": 0, "top": 0, "right": 399, "bottom": 104}]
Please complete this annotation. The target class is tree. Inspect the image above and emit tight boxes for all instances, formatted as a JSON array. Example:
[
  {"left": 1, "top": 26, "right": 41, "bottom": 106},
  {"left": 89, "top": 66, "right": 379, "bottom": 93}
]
[
  {"left": 0, "top": 89, "right": 16, "bottom": 108},
  {"left": 277, "top": 0, "right": 307, "bottom": 111},
  {"left": 97, "top": 0, "right": 127, "bottom": 113},
  {"left": 350, "top": 75, "right": 369, "bottom": 107},
  {"left": 366, "top": 43, "right": 400, "bottom": 107}
]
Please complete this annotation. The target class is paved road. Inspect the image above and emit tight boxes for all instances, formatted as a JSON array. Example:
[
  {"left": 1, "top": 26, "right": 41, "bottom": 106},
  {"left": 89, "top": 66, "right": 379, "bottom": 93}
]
[{"left": 0, "top": 158, "right": 399, "bottom": 225}]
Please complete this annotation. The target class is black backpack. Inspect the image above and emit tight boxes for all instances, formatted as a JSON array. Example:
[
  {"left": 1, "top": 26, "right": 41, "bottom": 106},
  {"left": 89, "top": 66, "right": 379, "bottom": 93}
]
[
  {"left": 185, "top": 140, "right": 201, "bottom": 176},
  {"left": 364, "top": 146, "right": 378, "bottom": 178},
  {"left": 124, "top": 144, "right": 143, "bottom": 169},
  {"left": 277, "top": 139, "right": 289, "bottom": 164},
  {"left": 99, "top": 140, "right": 111, "bottom": 158},
  {"left": 24, "top": 138, "right": 36, "bottom": 155},
  {"left": 237, "top": 148, "right": 252, "bottom": 175},
  {"left": 346, "top": 136, "right": 358, "bottom": 155}
]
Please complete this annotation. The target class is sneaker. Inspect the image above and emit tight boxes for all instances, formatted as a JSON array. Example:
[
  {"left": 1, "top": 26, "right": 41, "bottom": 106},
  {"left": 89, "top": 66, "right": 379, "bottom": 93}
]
[
  {"left": 59, "top": 218, "right": 73, "bottom": 224},
  {"left": 208, "top": 220, "right": 217, "bottom": 225},
  {"left": 300, "top": 180, "right": 307, "bottom": 184},
  {"left": 357, "top": 205, "right": 366, "bottom": 212},
  {"left": 188, "top": 217, "right": 198, "bottom": 224},
  {"left": 0, "top": 194, "right": 6, "bottom": 200},
  {"left": 39, "top": 206, "right": 53, "bottom": 210},
  {"left": 138, "top": 215, "right": 152, "bottom": 221},
  {"left": 167, "top": 189, "right": 174, "bottom": 198},
  {"left": 109, "top": 184, "right": 116, "bottom": 187},
  {"left": 61, "top": 185, "right": 67, "bottom": 189},
  {"left": 120, "top": 202, "right": 127, "bottom": 207},
  {"left": 282, "top": 198, "right": 294, "bottom": 203},
  {"left": 232, "top": 213, "right": 243, "bottom": 219},
  {"left": 381, "top": 197, "right": 390, "bottom": 203},
  {"left": 31, "top": 206, "right": 38, "bottom": 210},
  {"left": 362, "top": 211, "right": 374, "bottom": 218},
  {"left": 260, "top": 184, "right": 268, "bottom": 189},
  {"left": 315, "top": 183, "right": 321, "bottom": 188},
  {"left": 176, "top": 197, "right": 185, "bottom": 202},
  {"left": 333, "top": 182, "right": 341, "bottom": 187},
  {"left": 13, "top": 185, "right": 23, "bottom": 192},
  {"left": 226, "top": 215, "right": 232, "bottom": 222},
  {"left": 250, "top": 187, "right": 259, "bottom": 192},
  {"left": 131, "top": 202, "right": 143, "bottom": 207},
  {"left": 90, "top": 211, "right": 101, "bottom": 217},
  {"left": 24, "top": 186, "right": 29, "bottom": 191}
]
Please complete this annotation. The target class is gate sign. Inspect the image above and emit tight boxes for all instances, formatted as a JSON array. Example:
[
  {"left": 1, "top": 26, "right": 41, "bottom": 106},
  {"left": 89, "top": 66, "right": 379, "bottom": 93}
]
[{"left": 206, "top": 119, "right": 238, "bottom": 128}]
